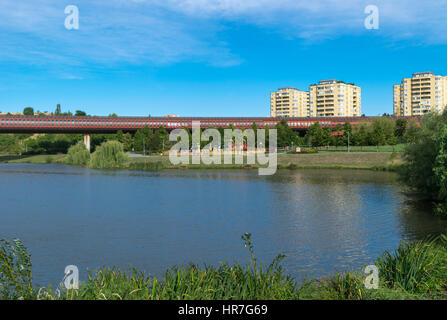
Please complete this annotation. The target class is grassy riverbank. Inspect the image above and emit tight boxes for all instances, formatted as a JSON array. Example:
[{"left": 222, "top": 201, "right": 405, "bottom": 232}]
[
  {"left": 0, "top": 154, "right": 66, "bottom": 164},
  {"left": 2, "top": 234, "right": 447, "bottom": 300},
  {"left": 0, "top": 151, "right": 403, "bottom": 171},
  {"left": 128, "top": 152, "right": 403, "bottom": 171}
]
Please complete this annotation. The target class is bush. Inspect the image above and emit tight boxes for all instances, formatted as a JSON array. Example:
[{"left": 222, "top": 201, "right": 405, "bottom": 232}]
[
  {"left": 300, "top": 148, "right": 318, "bottom": 154},
  {"left": 399, "top": 111, "right": 447, "bottom": 214},
  {"left": 0, "top": 239, "right": 34, "bottom": 299},
  {"left": 89, "top": 140, "right": 127, "bottom": 169},
  {"left": 322, "top": 271, "right": 363, "bottom": 300},
  {"left": 65, "top": 142, "right": 90, "bottom": 166},
  {"left": 375, "top": 238, "right": 442, "bottom": 293}
]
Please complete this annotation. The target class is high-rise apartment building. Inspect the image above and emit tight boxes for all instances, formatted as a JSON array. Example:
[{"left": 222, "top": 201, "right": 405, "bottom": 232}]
[
  {"left": 308, "top": 80, "right": 361, "bottom": 117},
  {"left": 270, "top": 87, "right": 310, "bottom": 117},
  {"left": 393, "top": 72, "right": 447, "bottom": 116},
  {"left": 270, "top": 80, "right": 361, "bottom": 118}
]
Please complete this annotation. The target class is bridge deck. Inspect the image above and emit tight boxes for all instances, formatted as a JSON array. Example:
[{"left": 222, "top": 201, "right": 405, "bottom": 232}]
[{"left": 0, "top": 115, "right": 417, "bottom": 134}]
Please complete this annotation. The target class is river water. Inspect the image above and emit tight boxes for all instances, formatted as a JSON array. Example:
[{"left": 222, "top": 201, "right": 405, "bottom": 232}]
[{"left": 0, "top": 164, "right": 446, "bottom": 287}]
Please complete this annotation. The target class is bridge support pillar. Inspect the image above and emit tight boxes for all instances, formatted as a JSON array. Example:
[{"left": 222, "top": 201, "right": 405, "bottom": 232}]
[{"left": 84, "top": 134, "right": 91, "bottom": 152}]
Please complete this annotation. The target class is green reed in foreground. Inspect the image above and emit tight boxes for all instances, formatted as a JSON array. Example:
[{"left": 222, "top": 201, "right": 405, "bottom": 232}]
[
  {"left": 3, "top": 233, "right": 447, "bottom": 300},
  {"left": 38, "top": 233, "right": 296, "bottom": 300}
]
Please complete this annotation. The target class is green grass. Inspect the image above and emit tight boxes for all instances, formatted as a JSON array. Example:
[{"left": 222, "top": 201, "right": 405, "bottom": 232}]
[
  {"left": 3, "top": 234, "right": 447, "bottom": 300},
  {"left": 319, "top": 144, "right": 406, "bottom": 153},
  {"left": 0, "top": 154, "right": 66, "bottom": 164},
  {"left": 126, "top": 152, "right": 403, "bottom": 172},
  {"left": 0, "top": 150, "right": 403, "bottom": 172}
]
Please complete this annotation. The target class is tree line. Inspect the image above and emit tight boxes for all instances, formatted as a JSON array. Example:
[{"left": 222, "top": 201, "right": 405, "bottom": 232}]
[
  {"left": 303, "top": 117, "right": 420, "bottom": 149},
  {"left": 0, "top": 116, "right": 423, "bottom": 155},
  {"left": 22, "top": 106, "right": 87, "bottom": 117}
]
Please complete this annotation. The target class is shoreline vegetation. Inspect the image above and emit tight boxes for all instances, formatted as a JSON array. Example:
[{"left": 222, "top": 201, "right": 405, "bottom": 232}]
[
  {"left": 0, "top": 115, "right": 414, "bottom": 172},
  {"left": 2, "top": 233, "right": 447, "bottom": 300},
  {"left": 0, "top": 150, "right": 404, "bottom": 172}
]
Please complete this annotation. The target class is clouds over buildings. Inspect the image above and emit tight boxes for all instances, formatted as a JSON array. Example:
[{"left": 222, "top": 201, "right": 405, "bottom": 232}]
[{"left": 0, "top": 0, "right": 445, "bottom": 70}]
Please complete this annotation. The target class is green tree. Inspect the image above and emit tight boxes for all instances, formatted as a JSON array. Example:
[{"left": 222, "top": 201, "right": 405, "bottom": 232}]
[
  {"left": 400, "top": 111, "right": 447, "bottom": 213},
  {"left": 148, "top": 130, "right": 162, "bottom": 153},
  {"left": 355, "top": 124, "right": 369, "bottom": 149},
  {"left": 306, "top": 122, "right": 325, "bottom": 148},
  {"left": 55, "top": 104, "right": 61, "bottom": 115},
  {"left": 322, "top": 127, "right": 331, "bottom": 148},
  {"left": 264, "top": 126, "right": 270, "bottom": 149},
  {"left": 251, "top": 122, "right": 258, "bottom": 147},
  {"left": 404, "top": 119, "right": 420, "bottom": 144},
  {"left": 65, "top": 141, "right": 90, "bottom": 166},
  {"left": 369, "top": 117, "right": 396, "bottom": 150},
  {"left": 369, "top": 124, "right": 386, "bottom": 150},
  {"left": 115, "top": 130, "right": 133, "bottom": 152},
  {"left": 75, "top": 110, "right": 87, "bottom": 116},
  {"left": 333, "top": 124, "right": 344, "bottom": 149},
  {"left": 23, "top": 107, "right": 34, "bottom": 115},
  {"left": 90, "top": 134, "right": 114, "bottom": 152},
  {"left": 343, "top": 122, "right": 352, "bottom": 147},
  {"left": 273, "top": 120, "right": 299, "bottom": 149},
  {"left": 89, "top": 140, "right": 127, "bottom": 169},
  {"left": 157, "top": 126, "right": 169, "bottom": 152},
  {"left": 0, "top": 134, "right": 22, "bottom": 155},
  {"left": 433, "top": 126, "right": 447, "bottom": 202},
  {"left": 395, "top": 118, "right": 408, "bottom": 141},
  {"left": 134, "top": 127, "right": 152, "bottom": 153},
  {"left": 217, "top": 127, "right": 224, "bottom": 149}
]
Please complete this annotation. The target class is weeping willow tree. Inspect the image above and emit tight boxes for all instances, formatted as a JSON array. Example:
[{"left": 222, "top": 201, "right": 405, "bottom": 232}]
[
  {"left": 65, "top": 141, "right": 90, "bottom": 166},
  {"left": 89, "top": 140, "right": 127, "bottom": 169}
]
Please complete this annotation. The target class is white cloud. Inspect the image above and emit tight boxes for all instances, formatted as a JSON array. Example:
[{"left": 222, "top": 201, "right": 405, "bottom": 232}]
[
  {"left": 154, "top": 0, "right": 447, "bottom": 42},
  {"left": 0, "top": 0, "right": 242, "bottom": 70},
  {"left": 0, "top": 0, "right": 445, "bottom": 74}
]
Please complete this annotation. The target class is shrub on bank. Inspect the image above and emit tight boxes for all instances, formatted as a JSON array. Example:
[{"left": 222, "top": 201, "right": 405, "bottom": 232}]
[
  {"left": 89, "top": 141, "right": 127, "bottom": 169},
  {"left": 375, "top": 236, "right": 447, "bottom": 295},
  {"left": 65, "top": 142, "right": 90, "bottom": 166},
  {"left": 300, "top": 148, "right": 318, "bottom": 154}
]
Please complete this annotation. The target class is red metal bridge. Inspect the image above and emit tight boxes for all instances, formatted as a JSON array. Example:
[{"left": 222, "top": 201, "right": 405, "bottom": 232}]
[
  {"left": 0, "top": 115, "right": 406, "bottom": 134},
  {"left": 0, "top": 115, "right": 418, "bottom": 150}
]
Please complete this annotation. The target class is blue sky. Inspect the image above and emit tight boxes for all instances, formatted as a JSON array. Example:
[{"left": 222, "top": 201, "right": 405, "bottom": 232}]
[{"left": 0, "top": 0, "right": 446, "bottom": 117}]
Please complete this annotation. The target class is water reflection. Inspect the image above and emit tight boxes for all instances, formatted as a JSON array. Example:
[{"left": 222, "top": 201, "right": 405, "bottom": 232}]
[{"left": 0, "top": 164, "right": 445, "bottom": 286}]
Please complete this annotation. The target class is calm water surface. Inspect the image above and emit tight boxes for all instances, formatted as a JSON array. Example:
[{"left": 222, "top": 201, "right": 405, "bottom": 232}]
[{"left": 0, "top": 164, "right": 446, "bottom": 286}]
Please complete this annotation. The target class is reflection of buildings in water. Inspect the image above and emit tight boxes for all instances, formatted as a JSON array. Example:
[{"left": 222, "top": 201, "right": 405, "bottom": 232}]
[{"left": 263, "top": 170, "right": 406, "bottom": 275}]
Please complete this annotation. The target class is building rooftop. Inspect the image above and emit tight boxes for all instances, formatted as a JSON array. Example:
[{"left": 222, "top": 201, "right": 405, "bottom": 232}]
[
  {"left": 412, "top": 71, "right": 435, "bottom": 77},
  {"left": 277, "top": 87, "right": 299, "bottom": 91}
]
